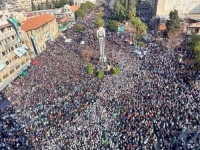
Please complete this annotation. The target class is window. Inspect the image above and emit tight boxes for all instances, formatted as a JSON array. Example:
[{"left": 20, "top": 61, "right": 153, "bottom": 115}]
[
  {"left": 16, "top": 65, "right": 20, "bottom": 70},
  {"left": 11, "top": 47, "right": 14, "bottom": 51},
  {"left": 0, "top": 41, "right": 2, "bottom": 46},
  {"left": 1, "top": 28, "right": 4, "bottom": 33},
  {"left": 12, "top": 35, "right": 15, "bottom": 40},
  {"left": 3, "top": 74, "right": 8, "bottom": 79},
  {"left": 14, "top": 55, "right": 17, "bottom": 60},
  {"left": 15, "top": 45, "right": 18, "bottom": 48},
  {"left": 21, "top": 61, "right": 25, "bottom": 66},
  {"left": 2, "top": 51, "right": 6, "bottom": 56},
  {"left": 0, "top": 78, "right": 2, "bottom": 83},
  {"left": 10, "top": 69, "right": 15, "bottom": 74},
  {"left": 6, "top": 61, "right": 9, "bottom": 65}
]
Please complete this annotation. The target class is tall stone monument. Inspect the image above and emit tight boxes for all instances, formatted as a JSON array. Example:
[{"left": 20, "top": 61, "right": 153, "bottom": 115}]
[{"left": 97, "top": 27, "right": 106, "bottom": 68}]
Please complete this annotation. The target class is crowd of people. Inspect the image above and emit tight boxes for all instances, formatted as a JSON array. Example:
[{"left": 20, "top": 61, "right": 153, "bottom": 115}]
[{"left": 0, "top": 0, "right": 200, "bottom": 149}]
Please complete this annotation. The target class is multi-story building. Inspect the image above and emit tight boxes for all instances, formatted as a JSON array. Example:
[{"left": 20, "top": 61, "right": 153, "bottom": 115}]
[
  {"left": 154, "top": 0, "right": 200, "bottom": 19},
  {"left": 25, "top": 5, "right": 79, "bottom": 29},
  {"left": 20, "top": 14, "right": 59, "bottom": 56},
  {"left": 0, "top": 10, "right": 27, "bottom": 23},
  {"left": 0, "top": 17, "right": 30, "bottom": 91},
  {"left": 15, "top": 0, "right": 31, "bottom": 11},
  {"left": 73, "top": 0, "right": 96, "bottom": 6}
]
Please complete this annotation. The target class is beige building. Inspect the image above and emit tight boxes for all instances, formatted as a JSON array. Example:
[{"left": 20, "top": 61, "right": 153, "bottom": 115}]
[
  {"left": 25, "top": 5, "right": 79, "bottom": 30},
  {"left": 155, "top": 0, "right": 200, "bottom": 19},
  {"left": 0, "top": 17, "right": 30, "bottom": 91},
  {"left": 21, "top": 14, "right": 59, "bottom": 56},
  {"left": 0, "top": 10, "right": 27, "bottom": 23}
]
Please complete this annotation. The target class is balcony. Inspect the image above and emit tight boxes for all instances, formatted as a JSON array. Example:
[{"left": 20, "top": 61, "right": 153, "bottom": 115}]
[
  {"left": 5, "top": 39, "right": 18, "bottom": 50},
  {"left": 4, "top": 30, "right": 16, "bottom": 38},
  {"left": 0, "top": 30, "right": 16, "bottom": 41}
]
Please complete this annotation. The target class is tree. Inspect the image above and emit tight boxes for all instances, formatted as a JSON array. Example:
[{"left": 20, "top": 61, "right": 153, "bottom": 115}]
[
  {"left": 191, "top": 35, "right": 200, "bottom": 44},
  {"left": 166, "top": 9, "right": 181, "bottom": 37},
  {"left": 31, "top": 0, "right": 36, "bottom": 11},
  {"left": 108, "top": 20, "right": 118, "bottom": 32},
  {"left": 87, "top": 63, "right": 94, "bottom": 75},
  {"left": 138, "top": 41, "right": 145, "bottom": 47},
  {"left": 80, "top": 3, "right": 88, "bottom": 11},
  {"left": 111, "top": 67, "right": 120, "bottom": 75},
  {"left": 95, "top": 16, "right": 104, "bottom": 28},
  {"left": 99, "top": 6, "right": 104, "bottom": 12},
  {"left": 131, "top": 17, "right": 147, "bottom": 33},
  {"left": 97, "top": 69, "right": 104, "bottom": 79},
  {"left": 75, "top": 9, "right": 86, "bottom": 19},
  {"left": 97, "top": 12, "right": 104, "bottom": 18},
  {"left": 55, "top": 0, "right": 61, "bottom": 8},
  {"left": 46, "top": 0, "right": 50, "bottom": 9},
  {"left": 75, "top": 24, "right": 84, "bottom": 32},
  {"left": 85, "top": 1, "right": 94, "bottom": 10},
  {"left": 37, "top": 4, "right": 41, "bottom": 10},
  {"left": 81, "top": 49, "right": 91, "bottom": 62},
  {"left": 128, "top": 9, "right": 136, "bottom": 20}
]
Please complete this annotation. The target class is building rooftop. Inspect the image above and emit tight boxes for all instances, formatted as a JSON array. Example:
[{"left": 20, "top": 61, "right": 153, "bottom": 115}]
[
  {"left": 158, "top": 23, "right": 166, "bottom": 31},
  {"left": 21, "top": 14, "right": 55, "bottom": 32},
  {"left": 60, "top": 16, "right": 68, "bottom": 23},
  {"left": 70, "top": 5, "right": 79, "bottom": 13}
]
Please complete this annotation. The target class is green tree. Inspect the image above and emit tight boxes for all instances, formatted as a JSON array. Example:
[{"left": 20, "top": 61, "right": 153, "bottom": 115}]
[
  {"left": 46, "top": 0, "right": 50, "bottom": 9},
  {"left": 97, "top": 69, "right": 104, "bottom": 79},
  {"left": 131, "top": 17, "right": 147, "bottom": 33},
  {"left": 75, "top": 9, "right": 86, "bottom": 19},
  {"left": 75, "top": 24, "right": 84, "bottom": 32},
  {"left": 31, "top": 0, "right": 36, "bottom": 11},
  {"left": 80, "top": 3, "right": 88, "bottom": 11},
  {"left": 55, "top": 0, "right": 61, "bottom": 8},
  {"left": 166, "top": 9, "right": 181, "bottom": 37},
  {"left": 37, "top": 4, "right": 41, "bottom": 10},
  {"left": 99, "top": 6, "right": 104, "bottom": 12},
  {"left": 191, "top": 35, "right": 200, "bottom": 44},
  {"left": 85, "top": 1, "right": 94, "bottom": 10},
  {"left": 128, "top": 9, "right": 136, "bottom": 20},
  {"left": 87, "top": 63, "right": 93, "bottom": 75},
  {"left": 97, "top": 12, "right": 104, "bottom": 18},
  {"left": 111, "top": 67, "right": 120, "bottom": 75},
  {"left": 108, "top": 20, "right": 118, "bottom": 32},
  {"left": 138, "top": 41, "right": 145, "bottom": 47},
  {"left": 95, "top": 16, "right": 104, "bottom": 28}
]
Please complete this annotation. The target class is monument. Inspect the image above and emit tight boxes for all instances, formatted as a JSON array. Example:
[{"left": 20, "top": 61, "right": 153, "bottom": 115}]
[{"left": 97, "top": 27, "right": 106, "bottom": 68}]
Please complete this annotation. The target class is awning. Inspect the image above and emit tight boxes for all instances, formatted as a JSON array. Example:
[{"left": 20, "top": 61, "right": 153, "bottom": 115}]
[
  {"left": 31, "top": 60, "right": 39, "bottom": 65},
  {"left": 22, "top": 44, "right": 29, "bottom": 50},
  {"left": 60, "top": 25, "right": 67, "bottom": 31},
  {"left": 0, "top": 60, "right": 6, "bottom": 71},
  {"left": 65, "top": 38, "right": 72, "bottom": 43},
  {"left": 14, "top": 47, "right": 28, "bottom": 57},
  {"left": 20, "top": 70, "right": 28, "bottom": 76}
]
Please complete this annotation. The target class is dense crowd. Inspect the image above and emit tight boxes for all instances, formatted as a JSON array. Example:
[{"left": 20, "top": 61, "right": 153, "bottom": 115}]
[{"left": 0, "top": 1, "right": 200, "bottom": 150}]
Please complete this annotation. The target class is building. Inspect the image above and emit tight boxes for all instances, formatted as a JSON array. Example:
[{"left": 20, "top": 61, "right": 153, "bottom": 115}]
[
  {"left": 154, "top": 0, "right": 200, "bottom": 19},
  {"left": 73, "top": 0, "right": 96, "bottom": 7},
  {"left": 25, "top": 5, "right": 79, "bottom": 30},
  {"left": 0, "top": 10, "right": 27, "bottom": 23},
  {"left": 20, "top": 14, "right": 59, "bottom": 56},
  {"left": 15, "top": 0, "right": 31, "bottom": 11},
  {"left": 0, "top": 17, "right": 30, "bottom": 91}
]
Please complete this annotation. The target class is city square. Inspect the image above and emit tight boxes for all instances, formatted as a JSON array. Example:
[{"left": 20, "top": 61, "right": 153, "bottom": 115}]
[{"left": 0, "top": 0, "right": 200, "bottom": 149}]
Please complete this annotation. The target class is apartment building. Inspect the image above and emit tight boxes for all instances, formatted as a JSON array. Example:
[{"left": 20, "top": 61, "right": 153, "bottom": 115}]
[
  {"left": 25, "top": 5, "right": 78, "bottom": 29},
  {"left": 20, "top": 14, "right": 59, "bottom": 56},
  {"left": 0, "top": 18, "right": 30, "bottom": 91},
  {"left": 0, "top": 10, "right": 27, "bottom": 23},
  {"left": 15, "top": 0, "right": 31, "bottom": 11}
]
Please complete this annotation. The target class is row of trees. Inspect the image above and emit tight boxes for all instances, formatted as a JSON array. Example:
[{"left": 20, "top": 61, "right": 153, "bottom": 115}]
[
  {"left": 95, "top": 7, "right": 105, "bottom": 28},
  {"left": 191, "top": 35, "right": 200, "bottom": 62},
  {"left": 31, "top": 0, "right": 74, "bottom": 10},
  {"left": 75, "top": 1, "right": 95, "bottom": 19},
  {"left": 87, "top": 63, "right": 121, "bottom": 79}
]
